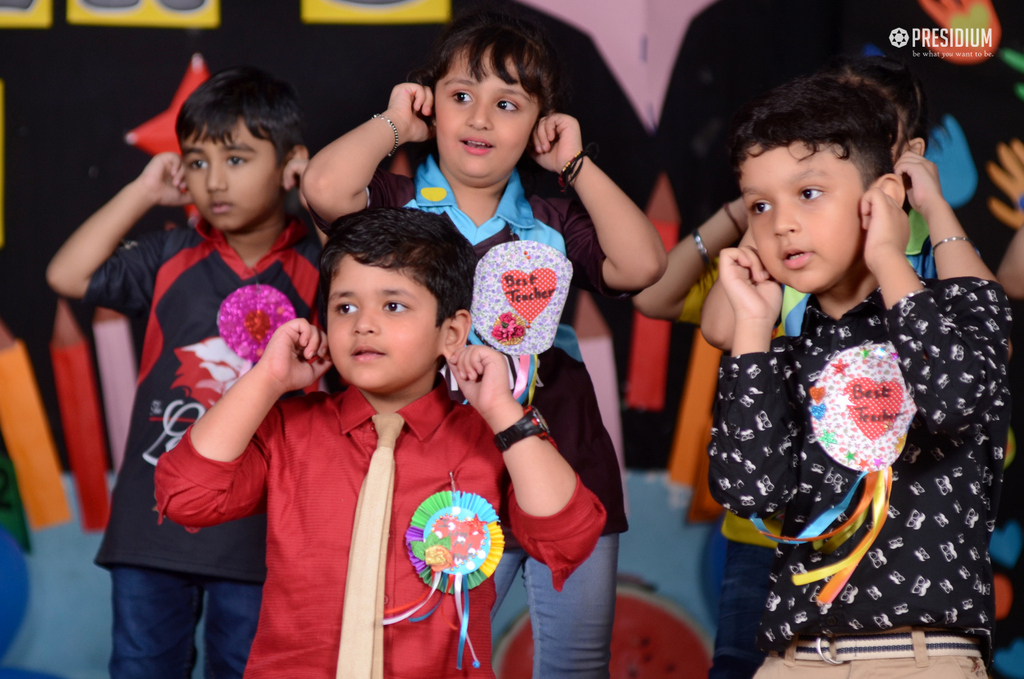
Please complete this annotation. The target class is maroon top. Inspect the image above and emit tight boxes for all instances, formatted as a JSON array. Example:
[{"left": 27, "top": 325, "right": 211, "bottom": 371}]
[{"left": 155, "top": 383, "right": 606, "bottom": 678}]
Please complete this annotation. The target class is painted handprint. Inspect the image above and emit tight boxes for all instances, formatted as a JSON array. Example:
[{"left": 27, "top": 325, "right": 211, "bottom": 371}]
[
  {"left": 925, "top": 114, "right": 977, "bottom": 209},
  {"left": 998, "top": 48, "right": 1024, "bottom": 103},
  {"left": 916, "top": 0, "right": 1001, "bottom": 64},
  {"left": 986, "top": 139, "right": 1024, "bottom": 230}
]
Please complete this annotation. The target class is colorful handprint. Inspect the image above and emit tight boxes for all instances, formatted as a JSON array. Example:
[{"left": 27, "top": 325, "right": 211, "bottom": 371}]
[
  {"left": 986, "top": 138, "right": 1024, "bottom": 230},
  {"left": 998, "top": 48, "right": 1024, "bottom": 103},
  {"left": 925, "top": 114, "right": 977, "bottom": 209},
  {"left": 916, "top": 0, "right": 1001, "bottom": 65}
]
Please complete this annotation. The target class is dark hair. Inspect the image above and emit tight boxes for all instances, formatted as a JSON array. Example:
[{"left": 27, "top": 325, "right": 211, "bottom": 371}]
[
  {"left": 318, "top": 208, "right": 477, "bottom": 327},
  {"left": 412, "top": 8, "right": 565, "bottom": 117},
  {"left": 728, "top": 73, "right": 900, "bottom": 187},
  {"left": 825, "top": 55, "right": 929, "bottom": 152},
  {"left": 176, "top": 67, "right": 304, "bottom": 163}
]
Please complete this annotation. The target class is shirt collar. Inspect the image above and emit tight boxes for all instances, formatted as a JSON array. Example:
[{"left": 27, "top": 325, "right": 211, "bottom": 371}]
[
  {"left": 803, "top": 288, "right": 885, "bottom": 330},
  {"left": 196, "top": 216, "right": 310, "bottom": 271},
  {"left": 413, "top": 155, "right": 536, "bottom": 230},
  {"left": 337, "top": 381, "right": 454, "bottom": 443}
]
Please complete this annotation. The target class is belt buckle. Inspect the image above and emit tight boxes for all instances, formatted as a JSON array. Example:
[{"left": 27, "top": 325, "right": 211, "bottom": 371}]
[{"left": 816, "top": 636, "right": 844, "bottom": 665}]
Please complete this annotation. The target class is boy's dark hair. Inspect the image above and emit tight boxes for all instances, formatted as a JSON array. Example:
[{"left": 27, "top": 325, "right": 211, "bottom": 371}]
[
  {"left": 825, "top": 55, "right": 929, "bottom": 151},
  {"left": 176, "top": 67, "right": 303, "bottom": 163},
  {"left": 728, "top": 73, "right": 900, "bottom": 187},
  {"left": 319, "top": 208, "right": 477, "bottom": 327},
  {"left": 411, "top": 7, "right": 565, "bottom": 117}
]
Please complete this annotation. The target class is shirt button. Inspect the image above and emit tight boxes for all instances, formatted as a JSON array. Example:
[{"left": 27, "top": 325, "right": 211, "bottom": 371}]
[{"left": 826, "top": 615, "right": 838, "bottom": 626}]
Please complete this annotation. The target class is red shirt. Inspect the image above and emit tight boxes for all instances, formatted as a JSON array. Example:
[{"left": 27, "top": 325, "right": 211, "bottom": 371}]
[{"left": 155, "top": 384, "right": 605, "bottom": 678}]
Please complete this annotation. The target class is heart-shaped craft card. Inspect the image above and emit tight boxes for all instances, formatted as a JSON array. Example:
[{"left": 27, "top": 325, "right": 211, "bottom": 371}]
[
  {"left": 810, "top": 342, "right": 916, "bottom": 472},
  {"left": 218, "top": 285, "right": 297, "bottom": 362},
  {"left": 472, "top": 241, "right": 572, "bottom": 355}
]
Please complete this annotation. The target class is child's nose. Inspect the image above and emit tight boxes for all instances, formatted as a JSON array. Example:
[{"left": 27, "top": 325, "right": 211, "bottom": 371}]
[
  {"left": 467, "top": 102, "right": 491, "bottom": 129},
  {"left": 206, "top": 163, "right": 228, "bottom": 191}
]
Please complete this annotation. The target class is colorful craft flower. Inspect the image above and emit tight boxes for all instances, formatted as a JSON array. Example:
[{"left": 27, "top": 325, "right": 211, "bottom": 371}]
[
  {"left": 218, "top": 285, "right": 296, "bottom": 362},
  {"left": 491, "top": 312, "right": 527, "bottom": 346}
]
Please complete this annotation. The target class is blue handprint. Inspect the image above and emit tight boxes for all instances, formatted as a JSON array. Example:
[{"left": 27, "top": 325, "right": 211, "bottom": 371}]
[{"left": 925, "top": 114, "right": 977, "bottom": 209}]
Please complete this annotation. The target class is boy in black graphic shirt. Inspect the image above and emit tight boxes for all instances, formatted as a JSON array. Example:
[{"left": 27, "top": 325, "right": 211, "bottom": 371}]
[{"left": 709, "top": 72, "right": 1010, "bottom": 678}]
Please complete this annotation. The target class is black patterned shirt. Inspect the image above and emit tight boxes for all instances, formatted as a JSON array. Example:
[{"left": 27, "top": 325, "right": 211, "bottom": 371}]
[{"left": 709, "top": 277, "right": 1012, "bottom": 655}]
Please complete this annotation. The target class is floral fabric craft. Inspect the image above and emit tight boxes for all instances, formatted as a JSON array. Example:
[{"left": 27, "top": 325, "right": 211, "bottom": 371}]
[{"left": 471, "top": 241, "right": 572, "bottom": 356}]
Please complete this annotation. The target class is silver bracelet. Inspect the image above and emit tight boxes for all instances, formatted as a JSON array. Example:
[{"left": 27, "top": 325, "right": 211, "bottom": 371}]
[
  {"left": 372, "top": 113, "right": 399, "bottom": 157},
  {"left": 932, "top": 235, "right": 971, "bottom": 251},
  {"left": 693, "top": 229, "right": 711, "bottom": 267}
]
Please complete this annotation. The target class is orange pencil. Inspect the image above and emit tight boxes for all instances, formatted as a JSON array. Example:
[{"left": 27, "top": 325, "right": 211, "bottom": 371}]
[
  {"left": 0, "top": 314, "right": 70, "bottom": 529},
  {"left": 50, "top": 300, "right": 111, "bottom": 531}
]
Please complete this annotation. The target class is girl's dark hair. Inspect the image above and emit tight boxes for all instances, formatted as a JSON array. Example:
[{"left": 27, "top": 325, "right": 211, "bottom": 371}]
[
  {"left": 176, "top": 67, "right": 304, "bottom": 164},
  {"left": 411, "top": 8, "right": 566, "bottom": 117},
  {"left": 318, "top": 208, "right": 477, "bottom": 328},
  {"left": 825, "top": 55, "right": 929, "bottom": 151},
  {"left": 728, "top": 73, "right": 900, "bottom": 188}
]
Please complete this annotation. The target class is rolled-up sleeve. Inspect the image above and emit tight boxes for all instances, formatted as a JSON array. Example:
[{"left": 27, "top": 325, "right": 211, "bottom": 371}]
[
  {"left": 155, "top": 424, "right": 271, "bottom": 529},
  {"left": 507, "top": 475, "right": 606, "bottom": 591}
]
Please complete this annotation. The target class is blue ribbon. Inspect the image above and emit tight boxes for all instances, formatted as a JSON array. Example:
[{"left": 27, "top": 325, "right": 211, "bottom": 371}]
[{"left": 752, "top": 471, "right": 867, "bottom": 543}]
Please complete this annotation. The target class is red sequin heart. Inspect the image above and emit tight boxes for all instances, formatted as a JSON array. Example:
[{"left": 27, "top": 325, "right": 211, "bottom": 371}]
[
  {"left": 844, "top": 378, "right": 903, "bottom": 440},
  {"left": 501, "top": 268, "right": 557, "bottom": 322},
  {"left": 244, "top": 309, "right": 271, "bottom": 343}
]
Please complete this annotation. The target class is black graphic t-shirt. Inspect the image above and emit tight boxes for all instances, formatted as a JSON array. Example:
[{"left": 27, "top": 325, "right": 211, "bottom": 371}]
[
  {"left": 709, "top": 278, "right": 1011, "bottom": 655},
  {"left": 86, "top": 219, "right": 320, "bottom": 582}
]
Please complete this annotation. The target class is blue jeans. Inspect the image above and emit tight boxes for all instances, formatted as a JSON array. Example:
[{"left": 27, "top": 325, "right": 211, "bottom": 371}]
[
  {"left": 492, "top": 533, "right": 618, "bottom": 679},
  {"left": 110, "top": 566, "right": 262, "bottom": 679},
  {"left": 709, "top": 540, "right": 775, "bottom": 679}
]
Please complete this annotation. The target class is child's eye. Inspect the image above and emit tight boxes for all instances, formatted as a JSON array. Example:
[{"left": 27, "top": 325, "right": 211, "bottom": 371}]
[
  {"left": 454, "top": 92, "right": 471, "bottom": 103},
  {"left": 187, "top": 159, "right": 207, "bottom": 170},
  {"left": 336, "top": 303, "right": 356, "bottom": 315},
  {"left": 385, "top": 302, "right": 408, "bottom": 313},
  {"left": 801, "top": 188, "right": 822, "bottom": 200},
  {"left": 751, "top": 201, "right": 771, "bottom": 215},
  {"left": 227, "top": 156, "right": 245, "bottom": 166},
  {"left": 497, "top": 100, "right": 518, "bottom": 112}
]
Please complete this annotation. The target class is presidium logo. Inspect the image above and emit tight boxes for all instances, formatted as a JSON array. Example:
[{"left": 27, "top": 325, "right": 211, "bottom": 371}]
[{"left": 888, "top": 25, "right": 994, "bottom": 60}]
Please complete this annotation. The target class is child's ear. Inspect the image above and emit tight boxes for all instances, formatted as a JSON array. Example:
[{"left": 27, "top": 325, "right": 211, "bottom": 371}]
[
  {"left": 906, "top": 137, "right": 926, "bottom": 156},
  {"left": 440, "top": 309, "right": 472, "bottom": 359},
  {"left": 872, "top": 172, "right": 906, "bottom": 207}
]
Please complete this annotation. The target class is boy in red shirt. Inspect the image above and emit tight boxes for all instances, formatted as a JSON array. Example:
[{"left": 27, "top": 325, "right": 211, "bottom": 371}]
[{"left": 155, "top": 207, "right": 605, "bottom": 678}]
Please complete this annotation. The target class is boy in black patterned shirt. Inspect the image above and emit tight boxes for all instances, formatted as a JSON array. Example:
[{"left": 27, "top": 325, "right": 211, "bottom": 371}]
[{"left": 709, "top": 72, "right": 1010, "bottom": 677}]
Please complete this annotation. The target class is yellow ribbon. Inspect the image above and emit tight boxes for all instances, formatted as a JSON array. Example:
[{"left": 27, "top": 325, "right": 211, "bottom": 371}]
[{"left": 793, "top": 467, "right": 892, "bottom": 604}]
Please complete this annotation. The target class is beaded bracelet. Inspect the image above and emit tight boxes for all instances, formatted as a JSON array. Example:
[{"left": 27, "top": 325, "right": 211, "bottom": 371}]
[
  {"left": 558, "top": 143, "right": 599, "bottom": 192},
  {"left": 932, "top": 235, "right": 972, "bottom": 251},
  {"left": 372, "top": 113, "right": 399, "bottom": 157}
]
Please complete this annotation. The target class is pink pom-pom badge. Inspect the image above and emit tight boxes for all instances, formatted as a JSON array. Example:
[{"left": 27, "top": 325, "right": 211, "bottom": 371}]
[
  {"left": 217, "top": 285, "right": 296, "bottom": 362},
  {"left": 810, "top": 342, "right": 916, "bottom": 472},
  {"left": 472, "top": 241, "right": 572, "bottom": 355}
]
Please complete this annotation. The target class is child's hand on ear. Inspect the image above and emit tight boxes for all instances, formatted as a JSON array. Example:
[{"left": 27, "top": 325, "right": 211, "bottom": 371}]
[
  {"left": 894, "top": 151, "right": 946, "bottom": 218},
  {"left": 448, "top": 345, "right": 521, "bottom": 429},
  {"left": 718, "top": 245, "right": 782, "bottom": 332},
  {"left": 256, "top": 319, "right": 332, "bottom": 396},
  {"left": 861, "top": 185, "right": 910, "bottom": 274},
  {"left": 281, "top": 150, "right": 309, "bottom": 193},
  {"left": 531, "top": 113, "right": 584, "bottom": 174},
  {"left": 384, "top": 83, "right": 435, "bottom": 146},
  {"left": 136, "top": 152, "right": 192, "bottom": 207}
]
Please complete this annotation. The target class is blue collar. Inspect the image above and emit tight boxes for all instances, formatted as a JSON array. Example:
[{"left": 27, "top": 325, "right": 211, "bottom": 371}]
[{"left": 412, "top": 156, "right": 536, "bottom": 242}]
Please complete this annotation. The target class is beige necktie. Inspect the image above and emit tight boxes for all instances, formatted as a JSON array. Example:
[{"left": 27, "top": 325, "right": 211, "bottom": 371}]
[{"left": 336, "top": 412, "right": 404, "bottom": 679}]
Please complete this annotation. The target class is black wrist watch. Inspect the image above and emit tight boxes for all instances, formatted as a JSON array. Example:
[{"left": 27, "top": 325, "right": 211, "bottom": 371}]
[{"left": 493, "top": 406, "right": 551, "bottom": 452}]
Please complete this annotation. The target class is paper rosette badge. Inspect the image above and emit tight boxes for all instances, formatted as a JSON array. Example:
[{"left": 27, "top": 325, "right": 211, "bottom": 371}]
[
  {"left": 472, "top": 241, "right": 572, "bottom": 355},
  {"left": 810, "top": 342, "right": 916, "bottom": 471},
  {"left": 218, "top": 286, "right": 297, "bottom": 362},
  {"left": 383, "top": 490, "right": 504, "bottom": 670}
]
